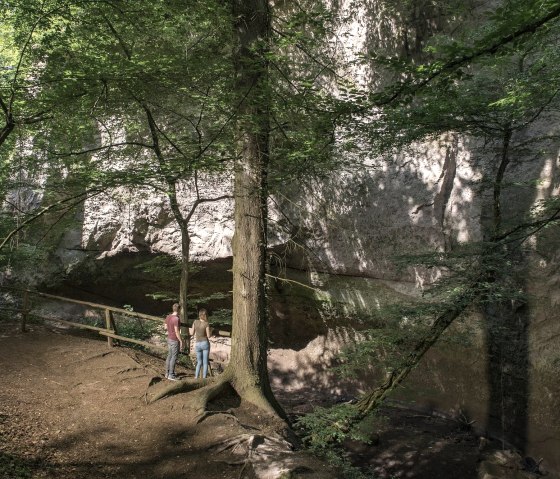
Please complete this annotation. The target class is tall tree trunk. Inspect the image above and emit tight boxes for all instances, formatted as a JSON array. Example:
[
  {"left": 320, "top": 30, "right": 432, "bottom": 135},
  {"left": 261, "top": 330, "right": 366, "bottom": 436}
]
[
  {"left": 221, "top": 0, "right": 284, "bottom": 418},
  {"left": 148, "top": 0, "right": 285, "bottom": 422},
  {"left": 167, "top": 181, "right": 190, "bottom": 342},
  {"left": 142, "top": 100, "right": 191, "bottom": 336},
  {"left": 484, "top": 127, "right": 530, "bottom": 452}
]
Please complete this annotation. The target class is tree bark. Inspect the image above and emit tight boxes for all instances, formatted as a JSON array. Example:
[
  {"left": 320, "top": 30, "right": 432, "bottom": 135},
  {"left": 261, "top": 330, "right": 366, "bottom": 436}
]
[
  {"left": 141, "top": 100, "right": 191, "bottom": 335},
  {"left": 355, "top": 303, "right": 469, "bottom": 417},
  {"left": 166, "top": 181, "right": 191, "bottom": 349},
  {"left": 492, "top": 128, "right": 512, "bottom": 237},
  {"left": 221, "top": 0, "right": 285, "bottom": 418},
  {"left": 146, "top": 0, "right": 286, "bottom": 422}
]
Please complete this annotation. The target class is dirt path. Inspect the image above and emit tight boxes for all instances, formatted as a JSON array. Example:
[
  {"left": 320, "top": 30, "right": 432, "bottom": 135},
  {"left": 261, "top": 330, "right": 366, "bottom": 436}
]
[
  {"left": 1, "top": 322, "right": 529, "bottom": 479},
  {"left": 0, "top": 323, "right": 333, "bottom": 479}
]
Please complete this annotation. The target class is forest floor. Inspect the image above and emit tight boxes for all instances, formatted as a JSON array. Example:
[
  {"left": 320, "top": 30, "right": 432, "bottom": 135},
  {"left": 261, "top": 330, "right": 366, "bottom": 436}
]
[{"left": 0, "top": 322, "right": 490, "bottom": 479}]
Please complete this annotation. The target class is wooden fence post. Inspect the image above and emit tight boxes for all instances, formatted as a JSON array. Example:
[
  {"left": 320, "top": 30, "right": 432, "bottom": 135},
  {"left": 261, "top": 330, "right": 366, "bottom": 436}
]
[
  {"left": 105, "top": 309, "right": 114, "bottom": 347},
  {"left": 21, "top": 290, "right": 29, "bottom": 333}
]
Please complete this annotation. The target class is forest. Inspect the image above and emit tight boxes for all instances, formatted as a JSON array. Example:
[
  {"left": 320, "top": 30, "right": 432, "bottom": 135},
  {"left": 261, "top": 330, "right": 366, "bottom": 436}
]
[{"left": 1, "top": 0, "right": 560, "bottom": 478}]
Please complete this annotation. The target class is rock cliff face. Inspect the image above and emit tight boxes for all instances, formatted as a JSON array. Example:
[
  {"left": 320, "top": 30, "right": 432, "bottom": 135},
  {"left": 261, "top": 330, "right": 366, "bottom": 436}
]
[
  {"left": 271, "top": 126, "right": 560, "bottom": 471},
  {"left": 274, "top": 135, "right": 480, "bottom": 284},
  {"left": 5, "top": 0, "right": 560, "bottom": 474},
  {"left": 78, "top": 176, "right": 234, "bottom": 263},
  {"left": 56, "top": 112, "right": 560, "bottom": 474}
]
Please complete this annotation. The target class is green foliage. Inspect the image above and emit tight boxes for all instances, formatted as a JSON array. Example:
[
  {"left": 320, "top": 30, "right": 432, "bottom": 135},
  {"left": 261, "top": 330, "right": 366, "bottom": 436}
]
[
  {"left": 144, "top": 292, "right": 176, "bottom": 303},
  {"left": 339, "top": 0, "right": 560, "bottom": 156},
  {"left": 209, "top": 308, "right": 232, "bottom": 326},
  {"left": 2, "top": 0, "right": 236, "bottom": 217},
  {"left": 267, "top": 0, "right": 345, "bottom": 184},
  {"left": 297, "top": 404, "right": 362, "bottom": 448},
  {"left": 0, "top": 242, "right": 49, "bottom": 280},
  {"left": 187, "top": 291, "right": 231, "bottom": 308},
  {"left": 0, "top": 453, "right": 32, "bottom": 479},
  {"left": 296, "top": 404, "right": 378, "bottom": 479},
  {"left": 114, "top": 314, "right": 162, "bottom": 342}
]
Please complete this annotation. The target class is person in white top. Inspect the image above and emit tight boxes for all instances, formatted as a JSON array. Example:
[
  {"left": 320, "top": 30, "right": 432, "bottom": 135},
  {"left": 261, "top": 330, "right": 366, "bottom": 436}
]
[{"left": 189, "top": 308, "right": 212, "bottom": 378}]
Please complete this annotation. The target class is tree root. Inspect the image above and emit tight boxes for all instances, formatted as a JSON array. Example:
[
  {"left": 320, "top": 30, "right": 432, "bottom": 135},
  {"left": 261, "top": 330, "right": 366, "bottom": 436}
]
[
  {"left": 143, "top": 370, "right": 316, "bottom": 478},
  {"left": 78, "top": 350, "right": 117, "bottom": 362},
  {"left": 146, "top": 377, "right": 210, "bottom": 404},
  {"left": 117, "top": 367, "right": 143, "bottom": 374},
  {"left": 147, "top": 376, "right": 163, "bottom": 388},
  {"left": 209, "top": 432, "right": 292, "bottom": 455},
  {"left": 210, "top": 432, "right": 296, "bottom": 479},
  {"left": 144, "top": 369, "right": 294, "bottom": 445},
  {"left": 194, "top": 408, "right": 237, "bottom": 424},
  {"left": 191, "top": 379, "right": 235, "bottom": 421},
  {"left": 122, "top": 349, "right": 165, "bottom": 377}
]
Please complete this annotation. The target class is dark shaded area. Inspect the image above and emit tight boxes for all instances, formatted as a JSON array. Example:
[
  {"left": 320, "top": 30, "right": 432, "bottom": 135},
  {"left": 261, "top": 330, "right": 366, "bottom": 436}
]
[
  {"left": 48, "top": 253, "right": 234, "bottom": 319},
  {"left": 48, "top": 253, "right": 331, "bottom": 350},
  {"left": 0, "top": 428, "right": 243, "bottom": 479},
  {"left": 49, "top": 252, "right": 176, "bottom": 316},
  {"left": 355, "top": 409, "right": 480, "bottom": 479},
  {"left": 478, "top": 126, "right": 559, "bottom": 453},
  {"left": 484, "top": 300, "right": 530, "bottom": 452}
]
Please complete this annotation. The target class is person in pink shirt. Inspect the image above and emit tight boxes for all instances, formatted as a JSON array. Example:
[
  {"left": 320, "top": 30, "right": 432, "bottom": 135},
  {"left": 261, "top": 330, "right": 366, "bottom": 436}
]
[{"left": 164, "top": 303, "right": 183, "bottom": 380}]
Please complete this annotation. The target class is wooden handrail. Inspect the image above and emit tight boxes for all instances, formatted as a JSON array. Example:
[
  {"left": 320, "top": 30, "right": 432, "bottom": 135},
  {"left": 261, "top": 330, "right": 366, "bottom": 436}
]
[
  {"left": 37, "top": 315, "right": 114, "bottom": 334},
  {"left": 0, "top": 286, "right": 164, "bottom": 322},
  {"left": 98, "top": 331, "right": 166, "bottom": 351},
  {"left": 0, "top": 285, "right": 232, "bottom": 345},
  {"left": 33, "top": 291, "right": 165, "bottom": 322}
]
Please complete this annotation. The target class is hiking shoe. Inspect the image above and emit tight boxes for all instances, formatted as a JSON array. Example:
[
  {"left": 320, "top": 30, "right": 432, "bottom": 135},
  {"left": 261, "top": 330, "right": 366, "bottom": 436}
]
[{"left": 167, "top": 375, "right": 179, "bottom": 381}]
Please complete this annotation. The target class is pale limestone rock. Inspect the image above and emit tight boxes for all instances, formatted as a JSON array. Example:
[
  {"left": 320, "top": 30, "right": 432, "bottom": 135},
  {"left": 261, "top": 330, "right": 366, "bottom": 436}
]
[{"left": 478, "top": 450, "right": 541, "bottom": 479}]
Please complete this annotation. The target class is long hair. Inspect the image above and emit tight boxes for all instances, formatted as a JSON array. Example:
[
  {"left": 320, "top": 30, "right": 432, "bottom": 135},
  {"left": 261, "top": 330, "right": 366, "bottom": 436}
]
[{"left": 198, "top": 308, "right": 208, "bottom": 321}]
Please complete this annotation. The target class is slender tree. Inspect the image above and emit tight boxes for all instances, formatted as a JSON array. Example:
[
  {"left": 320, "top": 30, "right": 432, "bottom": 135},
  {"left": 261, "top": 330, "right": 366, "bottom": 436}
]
[{"left": 2, "top": 0, "right": 236, "bottom": 322}]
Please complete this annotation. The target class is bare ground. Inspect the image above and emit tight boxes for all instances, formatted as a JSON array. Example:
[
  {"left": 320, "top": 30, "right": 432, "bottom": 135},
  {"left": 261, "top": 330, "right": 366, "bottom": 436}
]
[{"left": 0, "top": 322, "right": 511, "bottom": 479}]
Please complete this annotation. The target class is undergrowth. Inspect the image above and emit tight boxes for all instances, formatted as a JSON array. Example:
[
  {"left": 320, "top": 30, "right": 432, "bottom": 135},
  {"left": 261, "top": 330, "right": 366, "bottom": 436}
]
[{"left": 296, "top": 404, "right": 380, "bottom": 479}]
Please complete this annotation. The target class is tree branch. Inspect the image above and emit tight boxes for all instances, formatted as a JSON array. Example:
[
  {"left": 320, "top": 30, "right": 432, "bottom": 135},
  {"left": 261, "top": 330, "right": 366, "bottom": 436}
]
[
  {"left": 368, "top": 4, "right": 560, "bottom": 109},
  {"left": 49, "top": 141, "right": 154, "bottom": 157},
  {"left": 184, "top": 194, "right": 232, "bottom": 224}
]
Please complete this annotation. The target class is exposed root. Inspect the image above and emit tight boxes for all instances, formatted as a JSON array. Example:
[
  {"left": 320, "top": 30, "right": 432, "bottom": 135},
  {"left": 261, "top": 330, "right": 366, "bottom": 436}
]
[
  {"left": 238, "top": 461, "right": 250, "bottom": 479},
  {"left": 209, "top": 433, "right": 287, "bottom": 455},
  {"left": 122, "top": 349, "right": 165, "bottom": 377},
  {"left": 193, "top": 408, "right": 236, "bottom": 424},
  {"left": 191, "top": 379, "right": 235, "bottom": 422},
  {"left": 119, "top": 374, "right": 147, "bottom": 382},
  {"left": 146, "top": 377, "right": 208, "bottom": 404},
  {"left": 79, "top": 350, "right": 116, "bottom": 362},
  {"left": 145, "top": 369, "right": 296, "bottom": 454},
  {"left": 210, "top": 432, "right": 295, "bottom": 479},
  {"left": 117, "top": 367, "right": 142, "bottom": 374},
  {"left": 147, "top": 376, "right": 163, "bottom": 388}
]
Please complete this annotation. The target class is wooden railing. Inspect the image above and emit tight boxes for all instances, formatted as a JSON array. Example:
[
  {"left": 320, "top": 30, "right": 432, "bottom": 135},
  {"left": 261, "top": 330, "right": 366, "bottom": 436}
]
[
  {"left": 1, "top": 286, "right": 232, "bottom": 379},
  {"left": 0, "top": 286, "right": 230, "bottom": 353},
  {"left": 1, "top": 286, "right": 168, "bottom": 351}
]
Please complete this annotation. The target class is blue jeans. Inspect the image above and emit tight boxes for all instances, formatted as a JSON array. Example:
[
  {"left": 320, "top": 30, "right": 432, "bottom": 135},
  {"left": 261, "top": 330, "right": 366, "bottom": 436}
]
[
  {"left": 166, "top": 339, "right": 179, "bottom": 377},
  {"left": 195, "top": 340, "right": 210, "bottom": 379}
]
